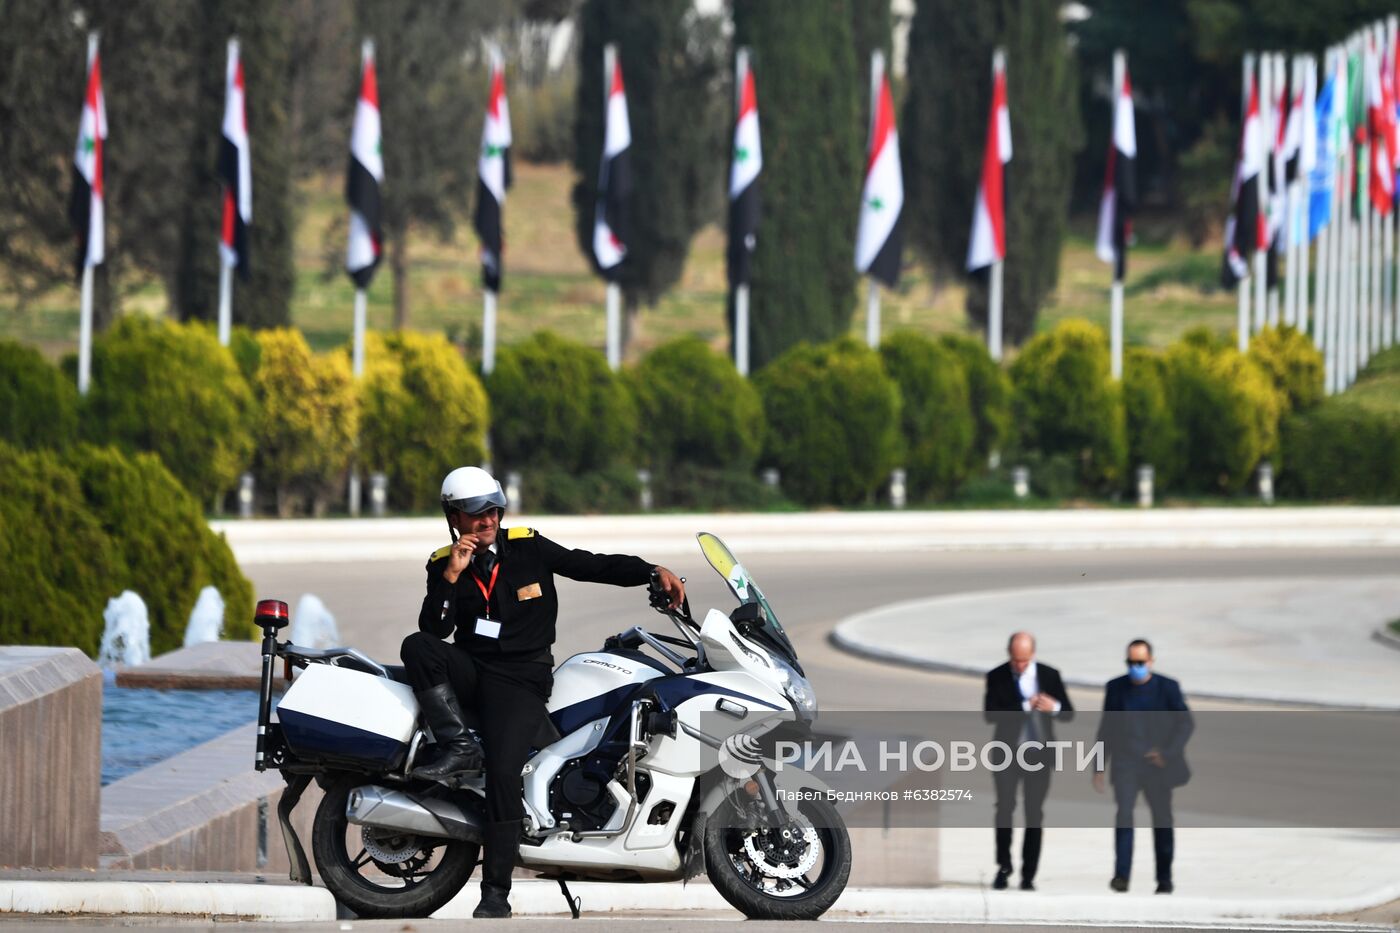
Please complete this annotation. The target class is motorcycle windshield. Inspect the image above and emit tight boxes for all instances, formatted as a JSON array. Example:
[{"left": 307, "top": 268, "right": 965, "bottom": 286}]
[{"left": 696, "top": 532, "right": 799, "bottom": 664}]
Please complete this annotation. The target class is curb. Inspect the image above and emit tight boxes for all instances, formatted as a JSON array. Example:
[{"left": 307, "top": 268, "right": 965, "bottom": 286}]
[{"left": 0, "top": 880, "right": 336, "bottom": 921}]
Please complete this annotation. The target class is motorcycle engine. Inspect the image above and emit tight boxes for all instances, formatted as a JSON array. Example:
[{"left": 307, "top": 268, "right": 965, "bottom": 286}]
[{"left": 548, "top": 755, "right": 650, "bottom": 832}]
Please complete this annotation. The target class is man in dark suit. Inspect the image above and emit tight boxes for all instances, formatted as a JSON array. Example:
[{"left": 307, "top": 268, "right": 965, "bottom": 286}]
[
  {"left": 983, "top": 631, "right": 1074, "bottom": 891},
  {"left": 1092, "top": 638, "right": 1193, "bottom": 895}
]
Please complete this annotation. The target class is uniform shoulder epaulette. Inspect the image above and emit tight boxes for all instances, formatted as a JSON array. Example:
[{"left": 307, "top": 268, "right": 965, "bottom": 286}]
[
  {"left": 506, "top": 526, "right": 537, "bottom": 540},
  {"left": 430, "top": 544, "right": 453, "bottom": 561}
]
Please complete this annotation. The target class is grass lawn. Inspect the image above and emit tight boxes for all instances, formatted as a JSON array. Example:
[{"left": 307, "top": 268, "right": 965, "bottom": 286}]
[{"left": 2, "top": 162, "right": 1239, "bottom": 360}]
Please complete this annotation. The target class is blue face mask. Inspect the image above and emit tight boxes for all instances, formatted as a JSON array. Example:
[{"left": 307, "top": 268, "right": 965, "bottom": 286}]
[{"left": 1128, "top": 662, "right": 1150, "bottom": 683}]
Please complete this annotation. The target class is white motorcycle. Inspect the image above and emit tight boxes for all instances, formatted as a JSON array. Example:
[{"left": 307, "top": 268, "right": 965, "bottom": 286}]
[{"left": 253, "top": 532, "right": 850, "bottom": 920}]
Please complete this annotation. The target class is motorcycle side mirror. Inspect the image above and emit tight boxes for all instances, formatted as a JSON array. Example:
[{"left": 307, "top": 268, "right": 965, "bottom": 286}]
[{"left": 255, "top": 598, "right": 290, "bottom": 635}]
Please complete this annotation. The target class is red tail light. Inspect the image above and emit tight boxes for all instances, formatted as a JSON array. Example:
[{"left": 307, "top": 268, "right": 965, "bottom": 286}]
[{"left": 255, "top": 599, "right": 290, "bottom": 629}]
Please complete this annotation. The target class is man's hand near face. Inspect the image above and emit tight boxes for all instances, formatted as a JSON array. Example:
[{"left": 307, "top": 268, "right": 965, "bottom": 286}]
[{"left": 443, "top": 535, "right": 480, "bottom": 584}]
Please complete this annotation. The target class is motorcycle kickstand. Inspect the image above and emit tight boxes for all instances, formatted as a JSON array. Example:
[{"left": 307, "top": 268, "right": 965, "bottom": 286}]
[{"left": 557, "top": 878, "right": 581, "bottom": 919}]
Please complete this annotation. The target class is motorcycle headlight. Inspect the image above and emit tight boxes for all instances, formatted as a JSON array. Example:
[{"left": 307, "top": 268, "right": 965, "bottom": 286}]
[{"left": 773, "top": 656, "right": 817, "bottom": 716}]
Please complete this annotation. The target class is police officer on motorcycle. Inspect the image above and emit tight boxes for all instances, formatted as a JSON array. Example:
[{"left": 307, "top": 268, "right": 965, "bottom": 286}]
[{"left": 400, "top": 466, "right": 686, "bottom": 919}]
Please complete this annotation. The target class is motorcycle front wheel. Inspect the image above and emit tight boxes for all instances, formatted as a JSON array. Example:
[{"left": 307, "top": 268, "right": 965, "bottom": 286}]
[
  {"left": 311, "top": 779, "right": 479, "bottom": 918},
  {"left": 703, "top": 791, "right": 851, "bottom": 920}
]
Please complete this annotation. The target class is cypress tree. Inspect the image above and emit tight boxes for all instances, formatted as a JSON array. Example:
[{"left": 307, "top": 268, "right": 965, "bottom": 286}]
[
  {"left": 571, "top": 0, "right": 726, "bottom": 352},
  {"left": 174, "top": 0, "right": 295, "bottom": 330},
  {"left": 902, "top": 0, "right": 1080, "bottom": 345},
  {"left": 733, "top": 0, "right": 862, "bottom": 371}
]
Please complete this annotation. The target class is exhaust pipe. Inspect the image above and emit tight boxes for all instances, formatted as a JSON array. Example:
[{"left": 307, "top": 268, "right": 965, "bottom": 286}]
[{"left": 346, "top": 785, "right": 484, "bottom": 844}]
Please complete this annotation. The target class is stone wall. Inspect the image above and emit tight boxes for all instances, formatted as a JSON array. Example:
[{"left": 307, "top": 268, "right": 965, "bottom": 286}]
[{"left": 0, "top": 647, "right": 103, "bottom": 869}]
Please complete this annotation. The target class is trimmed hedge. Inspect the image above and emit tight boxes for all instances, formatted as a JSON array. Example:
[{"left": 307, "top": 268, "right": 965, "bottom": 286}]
[
  {"left": 79, "top": 318, "right": 257, "bottom": 505},
  {"left": 357, "top": 330, "right": 489, "bottom": 513},
  {"left": 627, "top": 335, "right": 764, "bottom": 471},
  {"left": 1123, "top": 347, "right": 1182, "bottom": 489},
  {"left": 488, "top": 331, "right": 637, "bottom": 474},
  {"left": 1009, "top": 320, "right": 1127, "bottom": 491},
  {"left": 1248, "top": 325, "right": 1324, "bottom": 414},
  {"left": 251, "top": 329, "right": 359, "bottom": 516},
  {"left": 938, "top": 333, "right": 1012, "bottom": 474},
  {"left": 1165, "top": 339, "right": 1281, "bottom": 492},
  {"left": 0, "top": 340, "right": 78, "bottom": 451},
  {"left": 755, "top": 338, "right": 901, "bottom": 505},
  {"left": 880, "top": 332, "right": 975, "bottom": 499},
  {"left": 0, "top": 443, "right": 254, "bottom": 657},
  {"left": 1280, "top": 401, "right": 1400, "bottom": 500}
]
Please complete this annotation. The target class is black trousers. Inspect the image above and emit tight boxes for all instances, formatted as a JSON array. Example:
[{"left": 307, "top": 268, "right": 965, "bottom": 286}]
[
  {"left": 993, "top": 754, "right": 1052, "bottom": 880},
  {"left": 400, "top": 631, "right": 553, "bottom": 893},
  {"left": 1112, "top": 766, "right": 1174, "bottom": 883}
]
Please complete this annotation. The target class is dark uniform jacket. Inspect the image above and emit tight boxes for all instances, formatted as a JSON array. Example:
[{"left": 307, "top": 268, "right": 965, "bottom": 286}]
[
  {"left": 1094, "top": 673, "right": 1193, "bottom": 787},
  {"left": 418, "top": 526, "right": 654, "bottom": 659},
  {"left": 983, "top": 660, "right": 1075, "bottom": 746}
]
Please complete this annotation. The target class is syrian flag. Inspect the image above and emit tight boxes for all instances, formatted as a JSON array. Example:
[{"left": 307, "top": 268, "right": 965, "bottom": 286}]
[
  {"left": 219, "top": 39, "right": 252, "bottom": 277},
  {"left": 1282, "top": 72, "right": 1303, "bottom": 183},
  {"left": 593, "top": 45, "right": 631, "bottom": 277},
  {"left": 346, "top": 41, "right": 383, "bottom": 289},
  {"left": 727, "top": 49, "right": 761, "bottom": 289},
  {"left": 967, "top": 55, "right": 1011, "bottom": 272},
  {"left": 1095, "top": 61, "right": 1137, "bottom": 281},
  {"left": 474, "top": 50, "right": 512, "bottom": 292},
  {"left": 1222, "top": 77, "right": 1266, "bottom": 287},
  {"left": 1265, "top": 80, "right": 1288, "bottom": 288},
  {"left": 1367, "top": 39, "right": 1395, "bottom": 214},
  {"left": 68, "top": 37, "right": 106, "bottom": 280},
  {"left": 855, "top": 52, "right": 903, "bottom": 288}
]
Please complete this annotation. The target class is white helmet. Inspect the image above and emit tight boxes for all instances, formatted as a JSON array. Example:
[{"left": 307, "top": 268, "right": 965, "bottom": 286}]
[{"left": 440, "top": 466, "right": 507, "bottom": 517}]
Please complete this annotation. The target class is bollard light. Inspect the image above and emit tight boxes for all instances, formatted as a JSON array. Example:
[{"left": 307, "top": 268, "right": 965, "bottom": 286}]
[
  {"left": 1136, "top": 464, "right": 1154, "bottom": 509},
  {"left": 238, "top": 472, "right": 255, "bottom": 519},
  {"left": 1257, "top": 461, "right": 1274, "bottom": 505},
  {"left": 369, "top": 471, "right": 388, "bottom": 517},
  {"left": 761, "top": 467, "right": 780, "bottom": 490},
  {"left": 347, "top": 470, "right": 361, "bottom": 518},
  {"left": 505, "top": 471, "right": 522, "bottom": 512},
  {"left": 1012, "top": 466, "right": 1030, "bottom": 500},
  {"left": 889, "top": 468, "right": 907, "bottom": 510},
  {"left": 637, "top": 469, "right": 653, "bottom": 512},
  {"left": 988, "top": 449, "right": 1002, "bottom": 471}
]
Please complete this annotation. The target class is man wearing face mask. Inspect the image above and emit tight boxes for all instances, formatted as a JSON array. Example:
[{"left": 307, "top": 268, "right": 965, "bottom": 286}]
[{"left": 1091, "top": 638, "right": 1193, "bottom": 895}]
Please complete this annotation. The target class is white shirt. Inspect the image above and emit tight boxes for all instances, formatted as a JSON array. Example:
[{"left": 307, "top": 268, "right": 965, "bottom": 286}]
[{"left": 1016, "top": 661, "right": 1062, "bottom": 714}]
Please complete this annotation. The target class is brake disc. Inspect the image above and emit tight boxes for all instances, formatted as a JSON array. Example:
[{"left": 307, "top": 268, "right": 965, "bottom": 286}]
[
  {"left": 740, "top": 812, "right": 819, "bottom": 880},
  {"left": 360, "top": 824, "right": 425, "bottom": 866}
]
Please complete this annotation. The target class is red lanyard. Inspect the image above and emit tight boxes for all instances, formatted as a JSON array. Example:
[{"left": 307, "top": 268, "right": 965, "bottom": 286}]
[{"left": 471, "top": 561, "right": 500, "bottom": 616}]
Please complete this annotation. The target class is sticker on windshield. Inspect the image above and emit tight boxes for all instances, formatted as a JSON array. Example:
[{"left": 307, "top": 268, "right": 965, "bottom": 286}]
[{"left": 728, "top": 563, "right": 750, "bottom": 599}]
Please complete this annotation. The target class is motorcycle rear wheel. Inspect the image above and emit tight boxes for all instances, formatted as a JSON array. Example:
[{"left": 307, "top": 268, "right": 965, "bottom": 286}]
[
  {"left": 311, "top": 779, "right": 479, "bottom": 918},
  {"left": 703, "top": 792, "right": 851, "bottom": 920}
]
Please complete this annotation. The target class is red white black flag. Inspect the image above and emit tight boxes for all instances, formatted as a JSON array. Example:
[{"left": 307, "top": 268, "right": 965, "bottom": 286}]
[
  {"left": 727, "top": 50, "right": 761, "bottom": 289},
  {"left": 220, "top": 39, "right": 252, "bottom": 277},
  {"left": 68, "top": 37, "right": 106, "bottom": 280},
  {"left": 967, "top": 55, "right": 1011, "bottom": 271},
  {"left": 1222, "top": 77, "right": 1265, "bottom": 286},
  {"left": 474, "top": 49, "right": 511, "bottom": 293},
  {"left": 1095, "top": 61, "right": 1137, "bottom": 281},
  {"left": 346, "top": 42, "right": 383, "bottom": 290},
  {"left": 855, "top": 52, "right": 904, "bottom": 288},
  {"left": 592, "top": 45, "right": 631, "bottom": 277}
]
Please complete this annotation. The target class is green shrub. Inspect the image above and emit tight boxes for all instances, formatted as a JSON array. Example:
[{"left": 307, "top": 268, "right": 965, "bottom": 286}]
[
  {"left": 252, "top": 329, "right": 359, "bottom": 516},
  {"left": 63, "top": 445, "right": 256, "bottom": 653},
  {"left": 938, "top": 333, "right": 1012, "bottom": 474},
  {"left": 1248, "top": 325, "right": 1324, "bottom": 414},
  {"left": 754, "top": 338, "right": 901, "bottom": 506},
  {"left": 1123, "top": 348, "right": 1182, "bottom": 489},
  {"left": 0, "top": 444, "right": 122, "bottom": 656},
  {"left": 488, "top": 331, "right": 637, "bottom": 474},
  {"left": 80, "top": 318, "right": 257, "bottom": 505},
  {"left": 653, "top": 464, "right": 792, "bottom": 512},
  {"left": 1009, "top": 320, "right": 1127, "bottom": 491},
  {"left": 0, "top": 340, "right": 78, "bottom": 450},
  {"left": 879, "top": 332, "right": 974, "bottom": 499},
  {"left": 1165, "top": 339, "right": 1281, "bottom": 493},
  {"left": 1279, "top": 401, "right": 1400, "bottom": 500},
  {"left": 512, "top": 74, "right": 576, "bottom": 164},
  {"left": 519, "top": 466, "right": 642, "bottom": 515},
  {"left": 627, "top": 336, "right": 764, "bottom": 472},
  {"left": 357, "top": 330, "right": 490, "bottom": 513}
]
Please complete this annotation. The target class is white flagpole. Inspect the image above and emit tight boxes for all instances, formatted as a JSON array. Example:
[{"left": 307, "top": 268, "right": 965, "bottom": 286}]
[
  {"left": 1285, "top": 56, "right": 1300, "bottom": 328},
  {"left": 1389, "top": 17, "right": 1400, "bottom": 349},
  {"left": 1109, "top": 50, "right": 1126, "bottom": 380},
  {"left": 482, "top": 288, "right": 497, "bottom": 375},
  {"left": 1297, "top": 55, "right": 1313, "bottom": 334},
  {"left": 734, "top": 46, "right": 751, "bottom": 377},
  {"left": 1270, "top": 52, "right": 1286, "bottom": 327},
  {"left": 77, "top": 32, "right": 99, "bottom": 397},
  {"left": 1371, "top": 27, "right": 1385, "bottom": 358},
  {"left": 988, "top": 48, "right": 1006, "bottom": 363},
  {"left": 217, "top": 263, "right": 232, "bottom": 346},
  {"left": 605, "top": 282, "right": 622, "bottom": 370},
  {"left": 865, "top": 279, "right": 881, "bottom": 349},
  {"left": 1255, "top": 53, "right": 1271, "bottom": 335},
  {"left": 1314, "top": 52, "right": 1332, "bottom": 350},
  {"left": 1327, "top": 47, "right": 1345, "bottom": 393},
  {"left": 1239, "top": 52, "right": 1254, "bottom": 353}
]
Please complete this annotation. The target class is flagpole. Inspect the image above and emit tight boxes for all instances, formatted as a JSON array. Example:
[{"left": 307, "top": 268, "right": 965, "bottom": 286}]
[
  {"left": 217, "top": 263, "right": 232, "bottom": 346},
  {"left": 1327, "top": 48, "right": 1346, "bottom": 393},
  {"left": 1270, "top": 52, "right": 1285, "bottom": 327},
  {"left": 1255, "top": 53, "right": 1270, "bottom": 335},
  {"left": 1239, "top": 52, "right": 1255, "bottom": 352},
  {"left": 1108, "top": 50, "right": 1126, "bottom": 379},
  {"left": 482, "top": 289, "right": 497, "bottom": 375},
  {"left": 605, "top": 282, "right": 622, "bottom": 370},
  {"left": 1360, "top": 40, "right": 1373, "bottom": 371},
  {"left": 1297, "top": 54, "right": 1314, "bottom": 334},
  {"left": 1389, "top": 17, "right": 1400, "bottom": 349},
  {"left": 1313, "top": 52, "right": 1331, "bottom": 351},
  {"left": 862, "top": 280, "right": 880, "bottom": 349},
  {"left": 77, "top": 32, "right": 99, "bottom": 396},
  {"left": 989, "top": 47, "right": 1006, "bottom": 363},
  {"left": 733, "top": 46, "right": 752, "bottom": 377},
  {"left": 1285, "top": 56, "right": 1300, "bottom": 328}
]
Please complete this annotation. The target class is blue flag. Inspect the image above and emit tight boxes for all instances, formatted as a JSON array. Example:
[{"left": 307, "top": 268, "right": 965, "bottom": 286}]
[{"left": 1309, "top": 75, "right": 1335, "bottom": 239}]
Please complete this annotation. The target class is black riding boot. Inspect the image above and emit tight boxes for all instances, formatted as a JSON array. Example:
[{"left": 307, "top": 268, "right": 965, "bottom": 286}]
[
  {"left": 411, "top": 684, "right": 484, "bottom": 781},
  {"left": 473, "top": 821, "right": 518, "bottom": 919}
]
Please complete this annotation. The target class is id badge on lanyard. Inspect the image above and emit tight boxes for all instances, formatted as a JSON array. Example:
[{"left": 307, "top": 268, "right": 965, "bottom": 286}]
[{"left": 471, "top": 561, "right": 502, "bottom": 639}]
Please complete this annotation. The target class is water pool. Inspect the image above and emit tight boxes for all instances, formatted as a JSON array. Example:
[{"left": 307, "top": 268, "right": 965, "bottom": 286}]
[{"left": 102, "top": 684, "right": 272, "bottom": 786}]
